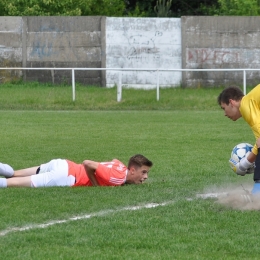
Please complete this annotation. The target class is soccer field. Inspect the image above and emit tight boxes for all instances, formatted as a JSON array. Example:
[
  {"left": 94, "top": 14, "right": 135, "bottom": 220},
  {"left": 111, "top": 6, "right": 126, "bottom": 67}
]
[{"left": 0, "top": 109, "right": 259, "bottom": 259}]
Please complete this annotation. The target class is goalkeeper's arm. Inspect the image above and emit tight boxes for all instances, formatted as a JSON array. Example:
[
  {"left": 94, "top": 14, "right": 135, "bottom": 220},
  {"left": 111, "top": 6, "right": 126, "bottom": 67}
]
[{"left": 247, "top": 151, "right": 257, "bottom": 165}]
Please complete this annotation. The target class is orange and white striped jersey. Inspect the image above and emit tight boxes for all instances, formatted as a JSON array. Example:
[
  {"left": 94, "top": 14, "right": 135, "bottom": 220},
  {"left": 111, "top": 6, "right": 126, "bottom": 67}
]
[
  {"left": 240, "top": 84, "right": 260, "bottom": 155},
  {"left": 66, "top": 159, "right": 128, "bottom": 187}
]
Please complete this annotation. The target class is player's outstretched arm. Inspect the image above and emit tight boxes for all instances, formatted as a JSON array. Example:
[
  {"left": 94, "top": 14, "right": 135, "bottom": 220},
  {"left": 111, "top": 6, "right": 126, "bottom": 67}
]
[{"left": 82, "top": 160, "right": 99, "bottom": 186}]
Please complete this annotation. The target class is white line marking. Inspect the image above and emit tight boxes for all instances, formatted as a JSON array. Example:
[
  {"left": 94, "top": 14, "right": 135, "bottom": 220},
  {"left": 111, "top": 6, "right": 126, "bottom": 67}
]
[
  {"left": 0, "top": 202, "right": 171, "bottom": 237},
  {"left": 197, "top": 192, "right": 254, "bottom": 203},
  {"left": 196, "top": 193, "right": 228, "bottom": 199},
  {"left": 5, "top": 193, "right": 248, "bottom": 237}
]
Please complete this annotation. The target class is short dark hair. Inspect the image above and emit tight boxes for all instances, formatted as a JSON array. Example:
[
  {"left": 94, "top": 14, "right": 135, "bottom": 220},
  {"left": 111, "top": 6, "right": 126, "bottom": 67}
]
[
  {"left": 128, "top": 154, "right": 153, "bottom": 169},
  {"left": 217, "top": 86, "right": 244, "bottom": 105}
]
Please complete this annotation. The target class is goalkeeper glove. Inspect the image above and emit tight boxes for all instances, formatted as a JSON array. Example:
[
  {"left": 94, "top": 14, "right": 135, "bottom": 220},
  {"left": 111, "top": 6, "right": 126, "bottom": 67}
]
[
  {"left": 240, "top": 157, "right": 254, "bottom": 171},
  {"left": 229, "top": 157, "right": 254, "bottom": 176},
  {"left": 245, "top": 163, "right": 255, "bottom": 174}
]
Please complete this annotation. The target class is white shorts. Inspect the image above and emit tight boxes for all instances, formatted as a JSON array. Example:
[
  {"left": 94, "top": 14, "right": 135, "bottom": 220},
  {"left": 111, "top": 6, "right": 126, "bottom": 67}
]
[{"left": 31, "top": 159, "right": 75, "bottom": 187}]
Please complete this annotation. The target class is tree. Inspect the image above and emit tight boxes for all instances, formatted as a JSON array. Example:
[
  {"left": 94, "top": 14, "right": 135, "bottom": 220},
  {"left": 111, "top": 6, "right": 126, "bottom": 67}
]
[
  {"left": 125, "top": 0, "right": 156, "bottom": 17},
  {"left": 0, "top": 0, "right": 125, "bottom": 16},
  {"left": 199, "top": 0, "right": 260, "bottom": 15},
  {"left": 154, "top": 0, "right": 172, "bottom": 17},
  {"left": 217, "top": 0, "right": 260, "bottom": 15}
]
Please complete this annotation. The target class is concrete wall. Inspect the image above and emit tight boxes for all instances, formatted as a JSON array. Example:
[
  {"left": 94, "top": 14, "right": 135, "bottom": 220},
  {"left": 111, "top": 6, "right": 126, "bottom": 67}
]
[
  {"left": 182, "top": 16, "right": 260, "bottom": 87},
  {"left": 26, "top": 16, "right": 104, "bottom": 85},
  {"left": 2, "top": 16, "right": 260, "bottom": 88},
  {"left": 106, "top": 18, "right": 182, "bottom": 89},
  {"left": 0, "top": 17, "right": 23, "bottom": 82},
  {"left": 0, "top": 16, "right": 182, "bottom": 88},
  {"left": 0, "top": 16, "right": 104, "bottom": 85}
]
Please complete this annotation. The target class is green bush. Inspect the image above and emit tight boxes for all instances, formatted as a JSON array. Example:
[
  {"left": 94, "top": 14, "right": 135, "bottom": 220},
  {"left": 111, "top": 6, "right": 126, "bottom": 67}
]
[{"left": 0, "top": 0, "right": 125, "bottom": 16}]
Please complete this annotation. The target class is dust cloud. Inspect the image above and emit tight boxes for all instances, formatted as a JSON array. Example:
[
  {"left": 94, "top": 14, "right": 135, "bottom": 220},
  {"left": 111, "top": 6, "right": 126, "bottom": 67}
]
[{"left": 199, "top": 183, "right": 260, "bottom": 211}]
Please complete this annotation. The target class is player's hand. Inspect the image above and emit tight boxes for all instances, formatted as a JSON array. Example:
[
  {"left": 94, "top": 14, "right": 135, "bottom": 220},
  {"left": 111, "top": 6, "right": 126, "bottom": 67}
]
[
  {"left": 240, "top": 157, "right": 254, "bottom": 171},
  {"left": 229, "top": 157, "right": 254, "bottom": 176},
  {"left": 229, "top": 158, "right": 247, "bottom": 176},
  {"left": 246, "top": 162, "right": 255, "bottom": 174}
]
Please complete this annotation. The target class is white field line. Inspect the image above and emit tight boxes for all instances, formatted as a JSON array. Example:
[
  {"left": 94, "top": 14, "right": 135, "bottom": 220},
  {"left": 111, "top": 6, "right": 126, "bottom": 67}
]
[
  {"left": 0, "top": 201, "right": 171, "bottom": 237},
  {"left": 1, "top": 193, "right": 236, "bottom": 237},
  {"left": 196, "top": 192, "right": 253, "bottom": 203},
  {"left": 196, "top": 192, "right": 228, "bottom": 199}
]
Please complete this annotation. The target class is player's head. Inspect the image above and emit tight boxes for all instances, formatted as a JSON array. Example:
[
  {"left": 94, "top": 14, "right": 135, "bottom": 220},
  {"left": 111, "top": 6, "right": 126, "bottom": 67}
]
[
  {"left": 128, "top": 154, "right": 153, "bottom": 169},
  {"left": 126, "top": 154, "right": 153, "bottom": 185},
  {"left": 217, "top": 86, "right": 244, "bottom": 121},
  {"left": 217, "top": 86, "right": 244, "bottom": 105}
]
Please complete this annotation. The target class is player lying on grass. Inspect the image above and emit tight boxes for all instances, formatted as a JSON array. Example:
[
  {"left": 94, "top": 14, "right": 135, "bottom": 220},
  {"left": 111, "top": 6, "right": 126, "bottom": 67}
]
[
  {"left": 0, "top": 154, "right": 153, "bottom": 188},
  {"left": 217, "top": 85, "right": 260, "bottom": 194}
]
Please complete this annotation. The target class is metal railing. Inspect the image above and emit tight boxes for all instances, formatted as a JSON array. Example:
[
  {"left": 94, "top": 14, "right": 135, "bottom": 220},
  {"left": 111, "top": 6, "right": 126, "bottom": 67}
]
[{"left": 0, "top": 67, "right": 259, "bottom": 101}]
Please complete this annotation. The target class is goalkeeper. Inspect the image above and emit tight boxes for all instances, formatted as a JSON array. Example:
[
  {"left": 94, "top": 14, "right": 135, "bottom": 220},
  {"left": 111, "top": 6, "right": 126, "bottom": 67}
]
[
  {"left": 217, "top": 85, "right": 260, "bottom": 194},
  {"left": 0, "top": 154, "right": 152, "bottom": 188}
]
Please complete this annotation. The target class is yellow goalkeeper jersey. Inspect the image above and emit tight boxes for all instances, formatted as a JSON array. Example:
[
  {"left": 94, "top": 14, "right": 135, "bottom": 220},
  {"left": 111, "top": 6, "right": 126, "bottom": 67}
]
[{"left": 240, "top": 84, "right": 260, "bottom": 155}]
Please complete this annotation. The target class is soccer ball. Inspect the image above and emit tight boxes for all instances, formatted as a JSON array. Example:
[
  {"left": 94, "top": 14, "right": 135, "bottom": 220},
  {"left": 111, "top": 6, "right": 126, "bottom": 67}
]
[{"left": 230, "top": 143, "right": 253, "bottom": 163}]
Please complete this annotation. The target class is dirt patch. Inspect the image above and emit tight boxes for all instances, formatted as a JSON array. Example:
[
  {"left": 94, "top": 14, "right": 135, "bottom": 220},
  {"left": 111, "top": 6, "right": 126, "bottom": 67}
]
[{"left": 198, "top": 184, "right": 260, "bottom": 210}]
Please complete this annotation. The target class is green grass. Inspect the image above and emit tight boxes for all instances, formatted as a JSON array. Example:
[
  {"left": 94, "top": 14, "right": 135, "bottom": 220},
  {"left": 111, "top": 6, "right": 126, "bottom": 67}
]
[
  {"left": 0, "top": 82, "right": 258, "bottom": 259},
  {"left": 0, "top": 81, "right": 231, "bottom": 110}
]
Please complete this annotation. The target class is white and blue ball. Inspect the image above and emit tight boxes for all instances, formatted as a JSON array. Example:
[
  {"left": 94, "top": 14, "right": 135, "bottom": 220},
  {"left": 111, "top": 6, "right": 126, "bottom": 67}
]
[{"left": 230, "top": 143, "right": 253, "bottom": 163}]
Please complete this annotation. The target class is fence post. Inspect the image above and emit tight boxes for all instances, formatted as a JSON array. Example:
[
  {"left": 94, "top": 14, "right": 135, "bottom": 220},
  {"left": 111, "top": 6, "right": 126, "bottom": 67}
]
[
  {"left": 72, "top": 69, "right": 75, "bottom": 101},
  {"left": 156, "top": 70, "right": 160, "bottom": 101},
  {"left": 117, "top": 70, "right": 122, "bottom": 102},
  {"left": 243, "top": 70, "right": 246, "bottom": 95}
]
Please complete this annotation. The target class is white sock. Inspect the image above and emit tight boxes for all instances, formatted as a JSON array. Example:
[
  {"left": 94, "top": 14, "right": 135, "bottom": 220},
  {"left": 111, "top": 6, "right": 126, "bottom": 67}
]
[
  {"left": 0, "top": 163, "right": 14, "bottom": 178},
  {"left": 0, "top": 178, "right": 7, "bottom": 188}
]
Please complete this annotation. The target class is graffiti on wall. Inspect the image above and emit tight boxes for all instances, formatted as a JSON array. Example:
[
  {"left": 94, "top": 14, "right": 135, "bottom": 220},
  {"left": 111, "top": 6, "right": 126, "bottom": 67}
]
[
  {"left": 126, "top": 34, "right": 161, "bottom": 66},
  {"left": 186, "top": 48, "right": 260, "bottom": 69},
  {"left": 106, "top": 18, "right": 182, "bottom": 88},
  {"left": 187, "top": 48, "right": 239, "bottom": 64}
]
